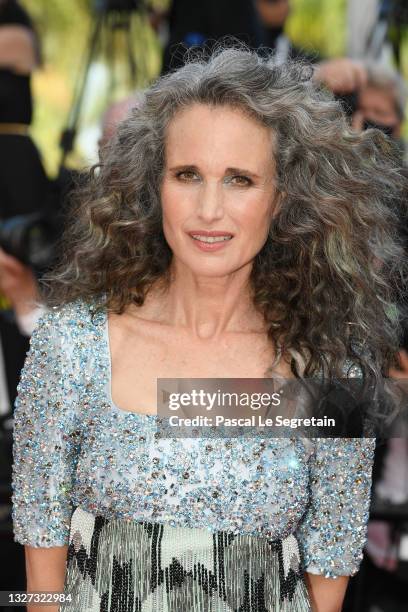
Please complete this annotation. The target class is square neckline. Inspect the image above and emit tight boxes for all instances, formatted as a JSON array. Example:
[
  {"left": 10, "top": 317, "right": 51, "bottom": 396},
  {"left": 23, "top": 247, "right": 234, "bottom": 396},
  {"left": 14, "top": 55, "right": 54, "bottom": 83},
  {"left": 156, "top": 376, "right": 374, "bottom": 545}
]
[{"left": 102, "top": 306, "right": 158, "bottom": 419}]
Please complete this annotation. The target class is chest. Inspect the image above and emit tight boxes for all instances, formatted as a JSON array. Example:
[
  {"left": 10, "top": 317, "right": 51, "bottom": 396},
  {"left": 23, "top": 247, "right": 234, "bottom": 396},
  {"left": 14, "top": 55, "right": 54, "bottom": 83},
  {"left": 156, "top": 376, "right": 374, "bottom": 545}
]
[
  {"left": 76, "top": 410, "right": 312, "bottom": 537},
  {"left": 107, "top": 315, "right": 288, "bottom": 415}
]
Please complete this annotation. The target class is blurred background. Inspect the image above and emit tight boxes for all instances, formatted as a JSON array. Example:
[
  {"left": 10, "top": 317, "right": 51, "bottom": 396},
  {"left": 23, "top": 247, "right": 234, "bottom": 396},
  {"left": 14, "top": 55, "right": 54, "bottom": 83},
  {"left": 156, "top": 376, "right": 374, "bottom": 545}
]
[
  {"left": 22, "top": 0, "right": 408, "bottom": 174},
  {"left": 0, "top": 1, "right": 408, "bottom": 610}
]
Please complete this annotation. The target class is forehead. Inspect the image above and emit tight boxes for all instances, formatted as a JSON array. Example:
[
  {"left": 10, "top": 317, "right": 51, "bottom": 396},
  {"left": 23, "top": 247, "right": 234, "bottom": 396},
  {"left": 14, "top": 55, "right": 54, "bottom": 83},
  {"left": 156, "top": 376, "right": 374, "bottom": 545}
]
[{"left": 164, "top": 103, "right": 275, "bottom": 165}]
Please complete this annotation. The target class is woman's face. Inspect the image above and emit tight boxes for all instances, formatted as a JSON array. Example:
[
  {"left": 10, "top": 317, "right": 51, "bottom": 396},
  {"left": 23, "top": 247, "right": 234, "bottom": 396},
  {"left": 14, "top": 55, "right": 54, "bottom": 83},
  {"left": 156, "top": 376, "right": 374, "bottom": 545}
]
[{"left": 161, "top": 103, "right": 280, "bottom": 279}]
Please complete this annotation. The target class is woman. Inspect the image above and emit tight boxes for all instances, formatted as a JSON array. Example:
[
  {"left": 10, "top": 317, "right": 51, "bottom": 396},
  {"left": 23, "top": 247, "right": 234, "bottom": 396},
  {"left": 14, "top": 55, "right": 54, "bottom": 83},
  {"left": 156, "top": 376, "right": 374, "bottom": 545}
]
[{"left": 11, "top": 47, "right": 407, "bottom": 612}]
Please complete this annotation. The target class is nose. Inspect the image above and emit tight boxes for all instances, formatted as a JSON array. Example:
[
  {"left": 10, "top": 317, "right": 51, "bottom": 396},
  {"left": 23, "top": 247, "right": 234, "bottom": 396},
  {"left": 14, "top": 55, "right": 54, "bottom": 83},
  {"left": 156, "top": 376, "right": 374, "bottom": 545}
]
[{"left": 196, "top": 180, "right": 225, "bottom": 222}]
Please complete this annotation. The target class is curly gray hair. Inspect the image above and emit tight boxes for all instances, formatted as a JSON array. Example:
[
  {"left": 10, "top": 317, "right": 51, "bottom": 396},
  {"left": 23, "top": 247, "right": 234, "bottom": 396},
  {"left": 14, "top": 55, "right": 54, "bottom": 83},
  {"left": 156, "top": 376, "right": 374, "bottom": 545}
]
[{"left": 42, "top": 44, "right": 408, "bottom": 385}]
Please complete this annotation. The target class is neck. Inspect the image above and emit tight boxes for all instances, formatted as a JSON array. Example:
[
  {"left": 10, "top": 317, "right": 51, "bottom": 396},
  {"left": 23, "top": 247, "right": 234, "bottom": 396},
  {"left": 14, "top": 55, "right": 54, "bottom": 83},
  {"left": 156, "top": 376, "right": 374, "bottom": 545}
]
[{"left": 138, "top": 259, "right": 265, "bottom": 340}]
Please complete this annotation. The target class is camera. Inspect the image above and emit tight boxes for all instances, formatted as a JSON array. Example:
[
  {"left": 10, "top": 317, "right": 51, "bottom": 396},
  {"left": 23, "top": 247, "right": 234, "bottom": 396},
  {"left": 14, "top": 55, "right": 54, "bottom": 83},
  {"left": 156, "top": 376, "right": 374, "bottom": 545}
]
[
  {"left": 0, "top": 211, "right": 59, "bottom": 275},
  {"left": 0, "top": 169, "right": 80, "bottom": 276}
]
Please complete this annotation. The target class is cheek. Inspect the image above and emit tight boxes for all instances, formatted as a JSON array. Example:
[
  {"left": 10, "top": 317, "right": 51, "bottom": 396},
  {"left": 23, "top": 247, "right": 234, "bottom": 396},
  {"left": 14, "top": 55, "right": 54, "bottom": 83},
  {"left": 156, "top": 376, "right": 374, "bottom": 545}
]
[
  {"left": 160, "top": 182, "right": 177, "bottom": 215},
  {"left": 160, "top": 183, "right": 188, "bottom": 226},
  {"left": 160, "top": 182, "right": 198, "bottom": 248},
  {"left": 236, "top": 191, "right": 276, "bottom": 234}
]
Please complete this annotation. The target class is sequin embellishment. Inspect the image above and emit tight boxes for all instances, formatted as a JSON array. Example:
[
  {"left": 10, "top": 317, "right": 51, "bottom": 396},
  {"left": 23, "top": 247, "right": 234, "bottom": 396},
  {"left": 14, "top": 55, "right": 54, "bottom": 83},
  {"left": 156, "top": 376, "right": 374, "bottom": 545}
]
[{"left": 11, "top": 296, "right": 376, "bottom": 608}]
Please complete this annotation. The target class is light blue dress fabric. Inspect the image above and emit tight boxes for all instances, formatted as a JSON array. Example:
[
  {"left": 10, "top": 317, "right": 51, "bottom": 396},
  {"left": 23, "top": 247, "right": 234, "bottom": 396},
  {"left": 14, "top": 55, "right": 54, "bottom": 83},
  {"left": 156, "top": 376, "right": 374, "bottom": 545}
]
[{"left": 10, "top": 295, "right": 376, "bottom": 609}]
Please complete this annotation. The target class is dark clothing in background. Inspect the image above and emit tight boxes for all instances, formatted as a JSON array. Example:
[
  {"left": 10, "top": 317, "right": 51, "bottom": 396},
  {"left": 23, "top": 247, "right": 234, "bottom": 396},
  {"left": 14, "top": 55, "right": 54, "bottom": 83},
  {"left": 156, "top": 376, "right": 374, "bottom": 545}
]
[
  {"left": 0, "top": 135, "right": 49, "bottom": 218},
  {"left": 0, "top": 0, "right": 48, "bottom": 219},
  {"left": 0, "top": 69, "right": 32, "bottom": 124},
  {"left": 162, "top": 0, "right": 263, "bottom": 74}
]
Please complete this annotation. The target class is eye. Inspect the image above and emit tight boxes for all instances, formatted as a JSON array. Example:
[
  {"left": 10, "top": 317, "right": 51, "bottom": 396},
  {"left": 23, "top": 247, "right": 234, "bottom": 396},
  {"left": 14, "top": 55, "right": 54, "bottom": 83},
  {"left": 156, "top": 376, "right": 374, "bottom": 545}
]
[
  {"left": 228, "top": 175, "right": 253, "bottom": 186},
  {"left": 176, "top": 170, "right": 200, "bottom": 182}
]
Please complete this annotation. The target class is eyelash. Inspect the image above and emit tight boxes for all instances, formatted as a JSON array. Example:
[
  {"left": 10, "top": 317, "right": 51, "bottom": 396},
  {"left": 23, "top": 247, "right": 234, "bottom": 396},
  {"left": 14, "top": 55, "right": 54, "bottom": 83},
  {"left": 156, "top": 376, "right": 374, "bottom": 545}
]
[
  {"left": 176, "top": 171, "right": 198, "bottom": 182},
  {"left": 229, "top": 175, "right": 253, "bottom": 186},
  {"left": 175, "top": 171, "right": 253, "bottom": 186}
]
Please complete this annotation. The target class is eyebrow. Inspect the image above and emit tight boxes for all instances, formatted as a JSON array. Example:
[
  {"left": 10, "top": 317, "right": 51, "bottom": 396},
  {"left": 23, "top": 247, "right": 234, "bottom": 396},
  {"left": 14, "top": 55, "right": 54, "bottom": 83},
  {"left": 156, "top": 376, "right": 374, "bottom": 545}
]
[{"left": 168, "top": 164, "right": 261, "bottom": 179}]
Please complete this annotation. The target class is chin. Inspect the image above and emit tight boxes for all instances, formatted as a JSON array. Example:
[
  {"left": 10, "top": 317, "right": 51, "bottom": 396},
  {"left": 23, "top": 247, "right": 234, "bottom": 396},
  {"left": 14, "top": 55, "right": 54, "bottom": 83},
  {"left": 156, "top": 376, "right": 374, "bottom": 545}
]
[
  {"left": 172, "top": 254, "right": 235, "bottom": 277},
  {"left": 187, "top": 263, "right": 236, "bottom": 278}
]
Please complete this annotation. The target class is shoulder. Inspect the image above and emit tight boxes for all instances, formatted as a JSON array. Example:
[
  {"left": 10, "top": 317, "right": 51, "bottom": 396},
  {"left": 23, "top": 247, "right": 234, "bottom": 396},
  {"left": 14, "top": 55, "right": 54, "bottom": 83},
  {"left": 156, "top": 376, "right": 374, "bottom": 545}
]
[{"left": 33, "top": 294, "right": 106, "bottom": 347}]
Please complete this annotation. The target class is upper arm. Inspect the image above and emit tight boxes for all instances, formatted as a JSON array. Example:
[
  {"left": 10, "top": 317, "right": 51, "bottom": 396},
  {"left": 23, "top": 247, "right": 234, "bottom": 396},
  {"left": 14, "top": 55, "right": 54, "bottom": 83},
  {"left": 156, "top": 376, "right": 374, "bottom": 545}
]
[
  {"left": 0, "top": 25, "right": 37, "bottom": 73},
  {"left": 295, "top": 437, "right": 376, "bottom": 579},
  {"left": 12, "top": 308, "right": 82, "bottom": 547}
]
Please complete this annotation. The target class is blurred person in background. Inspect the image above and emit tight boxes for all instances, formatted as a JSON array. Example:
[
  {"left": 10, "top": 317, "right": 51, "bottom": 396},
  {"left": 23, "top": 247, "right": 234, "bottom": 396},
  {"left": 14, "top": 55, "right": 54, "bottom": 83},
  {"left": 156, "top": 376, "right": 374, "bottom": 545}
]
[
  {"left": 159, "top": 0, "right": 263, "bottom": 73},
  {"left": 0, "top": 0, "right": 50, "bottom": 422},
  {"left": 255, "top": 0, "right": 317, "bottom": 62},
  {"left": 255, "top": 0, "right": 375, "bottom": 121},
  {"left": 0, "top": 90, "right": 144, "bottom": 340},
  {"left": 352, "top": 61, "right": 408, "bottom": 349},
  {"left": 255, "top": 0, "right": 368, "bottom": 95},
  {"left": 0, "top": 0, "right": 49, "bottom": 219},
  {"left": 352, "top": 62, "right": 408, "bottom": 162},
  {"left": 157, "top": 0, "right": 370, "bottom": 117}
]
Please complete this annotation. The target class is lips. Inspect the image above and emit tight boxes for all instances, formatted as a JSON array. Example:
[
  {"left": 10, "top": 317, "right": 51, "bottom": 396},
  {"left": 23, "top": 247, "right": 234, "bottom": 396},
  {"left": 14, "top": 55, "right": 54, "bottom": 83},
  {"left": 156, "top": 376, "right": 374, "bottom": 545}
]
[
  {"left": 189, "top": 230, "right": 232, "bottom": 250},
  {"left": 191, "top": 235, "right": 232, "bottom": 243},
  {"left": 187, "top": 230, "right": 234, "bottom": 237},
  {"left": 187, "top": 230, "right": 234, "bottom": 251}
]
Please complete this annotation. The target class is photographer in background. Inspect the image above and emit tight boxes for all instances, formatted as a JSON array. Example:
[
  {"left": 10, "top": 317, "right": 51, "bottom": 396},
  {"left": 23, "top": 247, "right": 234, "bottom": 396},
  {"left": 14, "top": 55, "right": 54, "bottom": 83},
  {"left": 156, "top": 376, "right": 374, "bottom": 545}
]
[
  {"left": 352, "top": 62, "right": 408, "bottom": 162},
  {"left": 256, "top": 0, "right": 375, "bottom": 124},
  {"left": 352, "top": 62, "right": 408, "bottom": 349},
  {"left": 157, "top": 0, "right": 370, "bottom": 112},
  {"left": 159, "top": 0, "right": 263, "bottom": 74}
]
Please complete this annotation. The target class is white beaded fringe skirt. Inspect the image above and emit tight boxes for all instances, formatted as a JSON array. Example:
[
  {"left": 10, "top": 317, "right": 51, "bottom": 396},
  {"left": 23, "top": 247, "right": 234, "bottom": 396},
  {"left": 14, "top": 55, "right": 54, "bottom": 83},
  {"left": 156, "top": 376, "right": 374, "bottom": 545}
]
[{"left": 61, "top": 506, "right": 312, "bottom": 611}]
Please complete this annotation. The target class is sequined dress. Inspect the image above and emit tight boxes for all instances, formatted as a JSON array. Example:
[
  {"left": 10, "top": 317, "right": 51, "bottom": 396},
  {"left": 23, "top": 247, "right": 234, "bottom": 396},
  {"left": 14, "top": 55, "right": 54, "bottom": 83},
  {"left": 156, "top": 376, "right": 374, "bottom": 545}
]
[{"left": 11, "top": 297, "right": 376, "bottom": 611}]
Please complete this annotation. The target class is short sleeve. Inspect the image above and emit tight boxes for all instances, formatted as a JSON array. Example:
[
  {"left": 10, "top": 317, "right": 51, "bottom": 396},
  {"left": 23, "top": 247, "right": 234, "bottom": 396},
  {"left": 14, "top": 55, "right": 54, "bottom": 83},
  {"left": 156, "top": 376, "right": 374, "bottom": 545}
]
[
  {"left": 295, "top": 437, "right": 376, "bottom": 578},
  {"left": 11, "top": 307, "right": 82, "bottom": 547}
]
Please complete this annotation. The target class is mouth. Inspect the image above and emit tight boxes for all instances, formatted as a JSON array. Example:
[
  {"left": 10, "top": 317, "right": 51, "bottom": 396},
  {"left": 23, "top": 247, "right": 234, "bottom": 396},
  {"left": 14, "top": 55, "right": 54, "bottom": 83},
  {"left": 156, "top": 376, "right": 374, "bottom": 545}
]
[
  {"left": 187, "top": 230, "right": 234, "bottom": 252},
  {"left": 187, "top": 231, "right": 234, "bottom": 244},
  {"left": 191, "top": 235, "right": 233, "bottom": 243}
]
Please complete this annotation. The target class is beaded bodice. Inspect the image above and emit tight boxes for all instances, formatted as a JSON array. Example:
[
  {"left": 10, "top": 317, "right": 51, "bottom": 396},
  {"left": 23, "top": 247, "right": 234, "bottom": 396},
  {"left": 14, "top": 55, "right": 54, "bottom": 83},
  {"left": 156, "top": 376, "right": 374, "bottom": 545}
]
[{"left": 12, "top": 297, "right": 376, "bottom": 579}]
